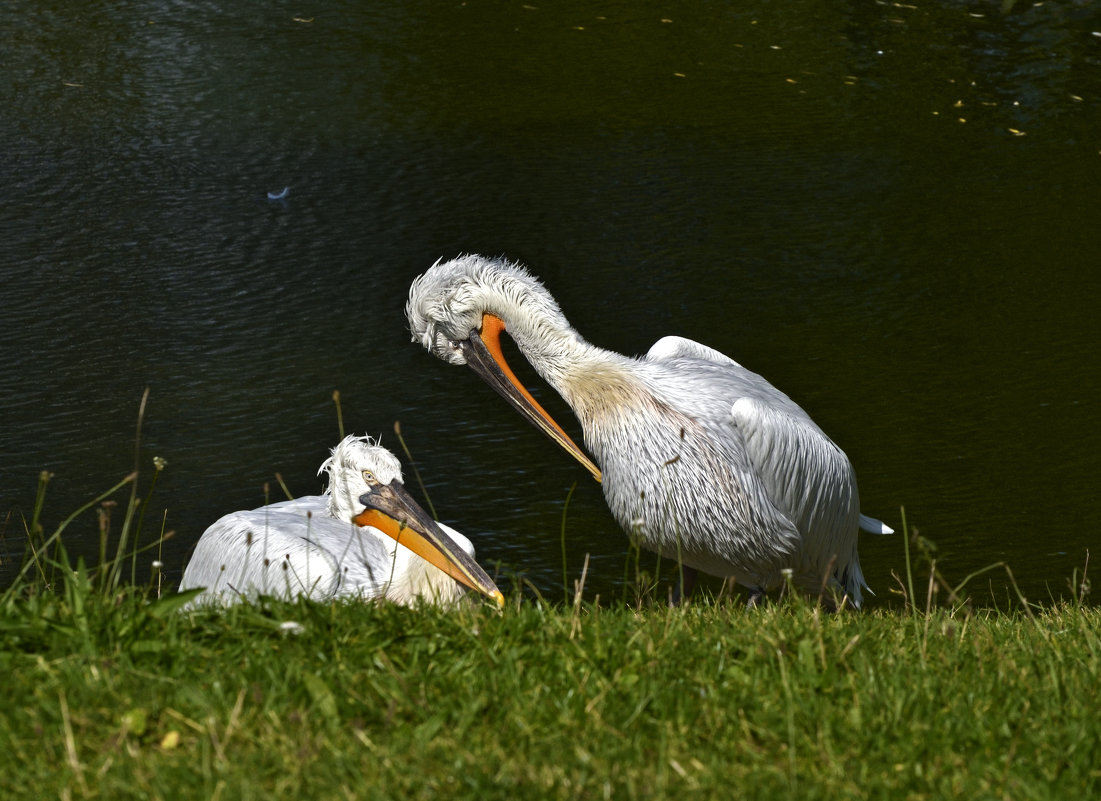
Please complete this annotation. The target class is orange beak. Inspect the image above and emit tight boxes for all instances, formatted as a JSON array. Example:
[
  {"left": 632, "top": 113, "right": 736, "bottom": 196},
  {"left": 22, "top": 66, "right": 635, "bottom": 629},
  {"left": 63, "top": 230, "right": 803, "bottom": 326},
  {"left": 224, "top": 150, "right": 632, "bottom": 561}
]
[
  {"left": 352, "top": 483, "right": 504, "bottom": 607},
  {"left": 462, "top": 313, "right": 602, "bottom": 483}
]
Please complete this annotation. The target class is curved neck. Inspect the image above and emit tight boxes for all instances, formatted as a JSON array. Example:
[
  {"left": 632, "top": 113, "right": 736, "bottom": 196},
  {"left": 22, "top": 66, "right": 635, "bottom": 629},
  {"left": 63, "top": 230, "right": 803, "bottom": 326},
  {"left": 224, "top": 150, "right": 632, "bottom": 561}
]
[{"left": 498, "top": 300, "right": 644, "bottom": 434}]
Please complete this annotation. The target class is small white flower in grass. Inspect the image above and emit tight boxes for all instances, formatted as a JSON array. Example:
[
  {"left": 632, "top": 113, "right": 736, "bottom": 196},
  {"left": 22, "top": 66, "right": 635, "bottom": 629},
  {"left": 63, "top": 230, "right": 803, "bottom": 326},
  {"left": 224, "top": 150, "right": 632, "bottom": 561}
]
[
  {"left": 780, "top": 568, "right": 793, "bottom": 579},
  {"left": 279, "top": 621, "right": 305, "bottom": 635}
]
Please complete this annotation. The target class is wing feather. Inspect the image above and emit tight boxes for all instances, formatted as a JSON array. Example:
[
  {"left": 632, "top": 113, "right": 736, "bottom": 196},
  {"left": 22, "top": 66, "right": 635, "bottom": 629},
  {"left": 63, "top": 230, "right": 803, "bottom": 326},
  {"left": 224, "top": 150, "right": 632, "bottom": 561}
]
[
  {"left": 179, "top": 508, "right": 343, "bottom": 603},
  {"left": 646, "top": 336, "right": 742, "bottom": 368},
  {"left": 729, "top": 396, "right": 864, "bottom": 602}
]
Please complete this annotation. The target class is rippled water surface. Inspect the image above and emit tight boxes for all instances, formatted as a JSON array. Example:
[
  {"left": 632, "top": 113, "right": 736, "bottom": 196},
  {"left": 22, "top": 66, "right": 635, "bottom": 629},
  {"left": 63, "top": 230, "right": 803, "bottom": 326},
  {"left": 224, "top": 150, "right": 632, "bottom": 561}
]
[{"left": 3, "top": 1, "right": 1099, "bottom": 605}]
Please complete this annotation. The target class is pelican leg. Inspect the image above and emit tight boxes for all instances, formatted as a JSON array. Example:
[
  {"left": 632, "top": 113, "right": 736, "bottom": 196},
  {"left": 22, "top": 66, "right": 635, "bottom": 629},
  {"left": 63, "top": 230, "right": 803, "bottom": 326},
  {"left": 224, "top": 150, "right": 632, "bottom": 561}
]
[
  {"left": 745, "top": 586, "right": 765, "bottom": 609},
  {"left": 669, "top": 565, "right": 698, "bottom": 606}
]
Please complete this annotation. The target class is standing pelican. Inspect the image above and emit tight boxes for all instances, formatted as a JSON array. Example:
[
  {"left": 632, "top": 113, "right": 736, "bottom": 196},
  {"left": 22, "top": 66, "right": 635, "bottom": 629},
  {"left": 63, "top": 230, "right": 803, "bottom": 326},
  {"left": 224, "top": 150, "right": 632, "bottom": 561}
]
[
  {"left": 406, "top": 255, "right": 892, "bottom": 608},
  {"left": 179, "top": 435, "right": 504, "bottom": 607}
]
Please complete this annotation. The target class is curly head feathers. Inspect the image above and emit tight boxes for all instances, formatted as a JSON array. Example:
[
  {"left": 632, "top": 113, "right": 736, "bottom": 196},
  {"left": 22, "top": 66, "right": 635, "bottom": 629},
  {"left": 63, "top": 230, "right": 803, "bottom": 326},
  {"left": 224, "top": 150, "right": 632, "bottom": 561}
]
[{"left": 406, "top": 254, "right": 572, "bottom": 365}]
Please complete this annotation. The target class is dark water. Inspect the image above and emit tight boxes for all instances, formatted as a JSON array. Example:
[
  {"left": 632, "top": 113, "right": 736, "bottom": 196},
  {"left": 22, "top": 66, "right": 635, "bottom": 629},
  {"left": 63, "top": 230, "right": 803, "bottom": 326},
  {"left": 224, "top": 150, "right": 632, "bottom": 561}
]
[{"left": 3, "top": 1, "right": 1099, "bottom": 606}]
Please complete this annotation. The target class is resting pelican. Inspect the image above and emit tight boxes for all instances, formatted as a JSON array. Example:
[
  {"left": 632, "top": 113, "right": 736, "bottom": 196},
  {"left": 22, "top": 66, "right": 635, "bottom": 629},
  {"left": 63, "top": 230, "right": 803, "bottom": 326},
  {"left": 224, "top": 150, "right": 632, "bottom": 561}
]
[
  {"left": 406, "top": 255, "right": 892, "bottom": 608},
  {"left": 179, "top": 435, "right": 504, "bottom": 607}
]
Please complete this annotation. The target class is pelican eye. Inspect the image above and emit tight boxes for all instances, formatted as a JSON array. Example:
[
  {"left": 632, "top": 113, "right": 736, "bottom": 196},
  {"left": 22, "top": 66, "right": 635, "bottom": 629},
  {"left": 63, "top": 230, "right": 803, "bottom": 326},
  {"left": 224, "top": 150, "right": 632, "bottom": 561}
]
[{"left": 362, "top": 469, "right": 379, "bottom": 485}]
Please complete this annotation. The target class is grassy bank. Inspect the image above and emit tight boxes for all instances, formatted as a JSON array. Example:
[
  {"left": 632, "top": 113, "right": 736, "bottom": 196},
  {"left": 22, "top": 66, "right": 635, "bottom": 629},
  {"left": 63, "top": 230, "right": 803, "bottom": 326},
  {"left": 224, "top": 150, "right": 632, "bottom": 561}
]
[
  {"left": 2, "top": 568, "right": 1098, "bottom": 800},
  {"left": 4, "top": 411, "right": 1097, "bottom": 800}
]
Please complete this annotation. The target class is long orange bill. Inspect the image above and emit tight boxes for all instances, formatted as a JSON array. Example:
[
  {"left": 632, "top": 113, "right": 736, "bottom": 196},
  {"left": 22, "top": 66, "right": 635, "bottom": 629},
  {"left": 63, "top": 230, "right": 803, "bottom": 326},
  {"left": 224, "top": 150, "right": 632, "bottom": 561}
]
[
  {"left": 462, "top": 313, "right": 602, "bottom": 483},
  {"left": 352, "top": 483, "right": 504, "bottom": 607}
]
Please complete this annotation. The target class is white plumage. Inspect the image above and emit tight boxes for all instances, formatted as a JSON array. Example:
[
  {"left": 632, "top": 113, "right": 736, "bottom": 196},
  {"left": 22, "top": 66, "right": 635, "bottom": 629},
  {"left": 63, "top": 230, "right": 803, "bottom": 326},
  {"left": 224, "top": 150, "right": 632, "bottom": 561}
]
[
  {"left": 179, "top": 435, "right": 501, "bottom": 607},
  {"left": 406, "top": 255, "right": 892, "bottom": 608}
]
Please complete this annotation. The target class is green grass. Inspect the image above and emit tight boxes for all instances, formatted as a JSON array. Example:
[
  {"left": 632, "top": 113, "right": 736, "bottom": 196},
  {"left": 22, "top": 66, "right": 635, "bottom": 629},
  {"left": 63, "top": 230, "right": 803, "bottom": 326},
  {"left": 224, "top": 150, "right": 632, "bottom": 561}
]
[
  {"left": 3, "top": 398, "right": 1098, "bottom": 800},
  {"left": 2, "top": 561, "right": 1098, "bottom": 800}
]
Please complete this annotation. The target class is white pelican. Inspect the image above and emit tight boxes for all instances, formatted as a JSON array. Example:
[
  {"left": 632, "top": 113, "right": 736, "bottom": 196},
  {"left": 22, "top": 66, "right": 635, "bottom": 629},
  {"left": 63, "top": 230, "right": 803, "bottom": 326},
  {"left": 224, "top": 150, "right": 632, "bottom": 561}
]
[
  {"left": 406, "top": 255, "right": 892, "bottom": 608},
  {"left": 179, "top": 435, "right": 504, "bottom": 607}
]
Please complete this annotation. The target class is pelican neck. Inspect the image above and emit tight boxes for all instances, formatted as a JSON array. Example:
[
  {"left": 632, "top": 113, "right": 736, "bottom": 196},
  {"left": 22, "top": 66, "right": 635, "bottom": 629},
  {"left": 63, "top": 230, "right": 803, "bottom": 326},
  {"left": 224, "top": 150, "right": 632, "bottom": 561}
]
[{"left": 502, "top": 312, "right": 642, "bottom": 431}]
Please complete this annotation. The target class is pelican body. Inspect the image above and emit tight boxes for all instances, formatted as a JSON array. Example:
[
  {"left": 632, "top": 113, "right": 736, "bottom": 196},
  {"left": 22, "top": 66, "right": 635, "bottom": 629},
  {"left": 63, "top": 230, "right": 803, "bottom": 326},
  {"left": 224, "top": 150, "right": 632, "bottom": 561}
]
[
  {"left": 179, "top": 435, "right": 503, "bottom": 607},
  {"left": 406, "top": 255, "right": 891, "bottom": 607}
]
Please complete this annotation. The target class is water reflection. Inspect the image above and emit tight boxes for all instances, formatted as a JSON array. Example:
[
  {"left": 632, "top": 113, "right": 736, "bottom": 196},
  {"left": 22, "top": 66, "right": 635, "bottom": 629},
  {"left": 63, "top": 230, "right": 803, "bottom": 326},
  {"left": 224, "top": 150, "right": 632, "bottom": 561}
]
[{"left": 2, "top": 1, "right": 1098, "bottom": 605}]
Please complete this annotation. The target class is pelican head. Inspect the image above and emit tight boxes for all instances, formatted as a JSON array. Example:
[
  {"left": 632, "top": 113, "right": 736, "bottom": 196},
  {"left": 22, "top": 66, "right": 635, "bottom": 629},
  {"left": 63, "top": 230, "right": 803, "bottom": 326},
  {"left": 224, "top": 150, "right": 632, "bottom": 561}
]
[
  {"left": 324, "top": 435, "right": 504, "bottom": 605},
  {"left": 406, "top": 255, "right": 564, "bottom": 364},
  {"left": 406, "top": 255, "right": 602, "bottom": 482},
  {"left": 319, "top": 434, "right": 405, "bottom": 519}
]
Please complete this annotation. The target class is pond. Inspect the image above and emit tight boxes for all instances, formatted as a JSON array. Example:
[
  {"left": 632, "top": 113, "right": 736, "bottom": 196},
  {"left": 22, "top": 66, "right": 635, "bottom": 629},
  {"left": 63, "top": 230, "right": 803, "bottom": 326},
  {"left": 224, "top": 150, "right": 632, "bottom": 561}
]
[{"left": 3, "top": 0, "right": 1099, "bottom": 606}]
